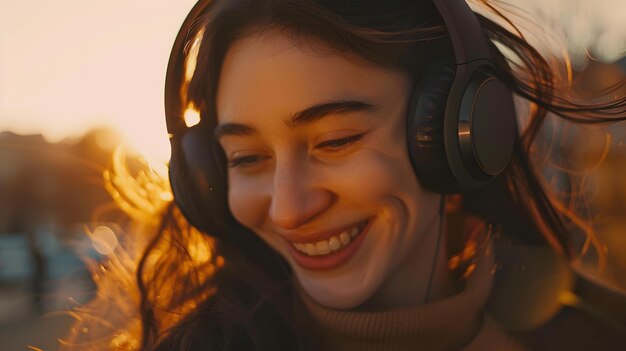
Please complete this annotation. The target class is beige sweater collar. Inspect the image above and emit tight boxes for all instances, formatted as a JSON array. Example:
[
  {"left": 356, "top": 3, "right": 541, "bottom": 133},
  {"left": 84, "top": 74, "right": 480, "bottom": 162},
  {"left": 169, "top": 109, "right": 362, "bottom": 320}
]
[{"left": 293, "top": 240, "right": 495, "bottom": 351}]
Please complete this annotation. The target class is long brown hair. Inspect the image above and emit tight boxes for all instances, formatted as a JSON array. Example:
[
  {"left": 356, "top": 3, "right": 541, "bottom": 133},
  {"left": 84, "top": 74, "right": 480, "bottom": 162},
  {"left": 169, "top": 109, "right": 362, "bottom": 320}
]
[{"left": 63, "top": 1, "right": 626, "bottom": 350}]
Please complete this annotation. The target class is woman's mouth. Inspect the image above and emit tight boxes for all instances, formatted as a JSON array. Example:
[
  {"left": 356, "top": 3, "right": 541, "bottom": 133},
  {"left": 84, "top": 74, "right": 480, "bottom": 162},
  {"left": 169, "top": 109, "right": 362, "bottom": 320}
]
[
  {"left": 291, "top": 220, "right": 367, "bottom": 256},
  {"left": 286, "top": 219, "right": 371, "bottom": 270}
]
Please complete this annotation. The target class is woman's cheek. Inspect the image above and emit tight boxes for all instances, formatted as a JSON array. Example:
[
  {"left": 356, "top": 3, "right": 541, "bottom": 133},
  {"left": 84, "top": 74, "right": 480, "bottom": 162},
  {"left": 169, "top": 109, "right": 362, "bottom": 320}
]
[
  {"left": 323, "top": 148, "right": 418, "bottom": 205},
  {"left": 325, "top": 117, "right": 418, "bottom": 205}
]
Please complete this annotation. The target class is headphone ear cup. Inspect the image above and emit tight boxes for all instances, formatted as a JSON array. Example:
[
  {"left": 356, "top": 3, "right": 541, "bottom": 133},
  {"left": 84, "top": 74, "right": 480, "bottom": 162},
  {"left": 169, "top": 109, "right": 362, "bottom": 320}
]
[
  {"left": 169, "top": 124, "right": 236, "bottom": 236},
  {"left": 407, "top": 63, "right": 462, "bottom": 193}
]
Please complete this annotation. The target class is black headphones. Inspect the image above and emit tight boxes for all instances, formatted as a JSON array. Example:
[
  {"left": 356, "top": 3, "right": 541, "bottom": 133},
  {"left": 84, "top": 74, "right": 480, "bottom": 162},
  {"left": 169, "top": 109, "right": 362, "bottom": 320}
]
[{"left": 164, "top": 0, "right": 517, "bottom": 235}]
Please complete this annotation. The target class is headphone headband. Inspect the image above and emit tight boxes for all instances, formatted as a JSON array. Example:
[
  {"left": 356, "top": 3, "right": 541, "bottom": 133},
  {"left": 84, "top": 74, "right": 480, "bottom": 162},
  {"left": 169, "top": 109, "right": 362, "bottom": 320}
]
[{"left": 433, "top": 0, "right": 490, "bottom": 64}]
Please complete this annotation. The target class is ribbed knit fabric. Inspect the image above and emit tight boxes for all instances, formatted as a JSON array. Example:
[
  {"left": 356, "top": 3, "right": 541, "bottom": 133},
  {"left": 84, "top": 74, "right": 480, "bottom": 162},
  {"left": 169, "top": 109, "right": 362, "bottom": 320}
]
[{"left": 293, "top": 240, "right": 526, "bottom": 351}]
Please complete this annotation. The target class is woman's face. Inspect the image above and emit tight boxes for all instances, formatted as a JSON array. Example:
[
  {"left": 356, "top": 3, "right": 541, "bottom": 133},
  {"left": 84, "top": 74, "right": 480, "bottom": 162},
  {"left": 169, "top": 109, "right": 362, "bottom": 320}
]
[{"left": 216, "top": 32, "right": 442, "bottom": 309}]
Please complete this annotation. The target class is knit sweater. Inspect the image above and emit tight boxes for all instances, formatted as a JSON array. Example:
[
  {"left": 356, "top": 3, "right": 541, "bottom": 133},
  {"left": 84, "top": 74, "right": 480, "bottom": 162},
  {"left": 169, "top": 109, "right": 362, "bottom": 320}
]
[{"left": 292, "top": 240, "right": 525, "bottom": 351}]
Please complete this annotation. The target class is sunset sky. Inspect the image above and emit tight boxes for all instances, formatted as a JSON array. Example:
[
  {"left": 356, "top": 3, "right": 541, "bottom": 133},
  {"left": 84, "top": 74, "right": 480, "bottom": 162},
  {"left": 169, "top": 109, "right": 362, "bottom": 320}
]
[
  {"left": 0, "top": 0, "right": 196, "bottom": 160},
  {"left": 1, "top": 0, "right": 624, "bottom": 162}
]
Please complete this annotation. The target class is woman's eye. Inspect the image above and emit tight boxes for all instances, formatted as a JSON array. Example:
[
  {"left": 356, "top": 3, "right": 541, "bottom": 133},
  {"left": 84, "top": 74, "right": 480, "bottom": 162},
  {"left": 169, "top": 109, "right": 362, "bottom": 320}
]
[
  {"left": 228, "top": 155, "right": 266, "bottom": 168},
  {"left": 315, "top": 133, "right": 365, "bottom": 152}
]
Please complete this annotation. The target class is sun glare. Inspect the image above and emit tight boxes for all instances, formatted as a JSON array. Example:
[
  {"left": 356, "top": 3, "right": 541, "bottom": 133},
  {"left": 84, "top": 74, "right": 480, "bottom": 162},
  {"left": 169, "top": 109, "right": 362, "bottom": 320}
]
[{"left": 183, "top": 105, "right": 201, "bottom": 128}]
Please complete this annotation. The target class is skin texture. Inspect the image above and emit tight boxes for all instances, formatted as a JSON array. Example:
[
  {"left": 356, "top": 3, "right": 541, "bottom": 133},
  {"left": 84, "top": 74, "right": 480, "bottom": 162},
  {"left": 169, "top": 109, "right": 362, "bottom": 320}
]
[{"left": 216, "top": 32, "right": 451, "bottom": 310}]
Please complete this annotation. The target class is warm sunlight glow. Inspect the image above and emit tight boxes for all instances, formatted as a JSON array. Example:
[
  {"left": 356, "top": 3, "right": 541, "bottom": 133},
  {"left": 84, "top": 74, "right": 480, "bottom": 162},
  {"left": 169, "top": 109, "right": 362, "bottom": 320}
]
[
  {"left": 481, "top": 0, "right": 626, "bottom": 65},
  {"left": 183, "top": 105, "right": 201, "bottom": 128},
  {"left": 60, "top": 148, "right": 223, "bottom": 349},
  {"left": 123, "top": 127, "right": 172, "bottom": 167},
  {"left": 188, "top": 239, "right": 212, "bottom": 264},
  {"left": 185, "top": 31, "right": 205, "bottom": 83},
  {"left": 0, "top": 0, "right": 198, "bottom": 163},
  {"left": 104, "top": 146, "right": 173, "bottom": 222}
]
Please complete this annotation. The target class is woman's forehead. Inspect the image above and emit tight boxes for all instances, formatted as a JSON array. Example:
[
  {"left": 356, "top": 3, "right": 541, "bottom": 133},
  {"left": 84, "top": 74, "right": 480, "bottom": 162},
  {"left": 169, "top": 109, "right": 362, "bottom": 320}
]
[{"left": 215, "top": 32, "right": 410, "bottom": 126}]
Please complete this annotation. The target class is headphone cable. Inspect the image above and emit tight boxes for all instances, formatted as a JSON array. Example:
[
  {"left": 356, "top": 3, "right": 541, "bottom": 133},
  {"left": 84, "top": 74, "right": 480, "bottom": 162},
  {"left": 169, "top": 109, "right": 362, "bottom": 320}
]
[{"left": 424, "top": 195, "right": 446, "bottom": 304}]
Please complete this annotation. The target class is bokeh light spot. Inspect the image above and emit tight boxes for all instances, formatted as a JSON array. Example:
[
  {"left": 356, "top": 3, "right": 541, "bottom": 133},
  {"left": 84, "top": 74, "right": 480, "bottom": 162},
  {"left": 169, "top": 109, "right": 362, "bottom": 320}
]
[{"left": 91, "top": 225, "right": 119, "bottom": 255}]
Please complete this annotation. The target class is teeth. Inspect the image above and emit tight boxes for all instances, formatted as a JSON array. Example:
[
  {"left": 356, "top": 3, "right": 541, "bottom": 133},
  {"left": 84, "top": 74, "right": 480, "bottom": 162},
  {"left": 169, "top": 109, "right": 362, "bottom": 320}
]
[
  {"left": 292, "top": 221, "right": 367, "bottom": 256},
  {"left": 316, "top": 241, "right": 331, "bottom": 255},
  {"left": 304, "top": 243, "right": 316, "bottom": 256},
  {"left": 350, "top": 226, "right": 359, "bottom": 238},
  {"left": 329, "top": 237, "right": 341, "bottom": 251},
  {"left": 339, "top": 232, "right": 350, "bottom": 245}
]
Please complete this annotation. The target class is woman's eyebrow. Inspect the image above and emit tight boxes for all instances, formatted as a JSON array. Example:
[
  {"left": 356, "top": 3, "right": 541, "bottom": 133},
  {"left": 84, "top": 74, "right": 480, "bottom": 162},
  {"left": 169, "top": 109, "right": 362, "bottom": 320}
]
[
  {"left": 215, "top": 99, "right": 375, "bottom": 140},
  {"left": 286, "top": 99, "right": 375, "bottom": 128},
  {"left": 214, "top": 123, "right": 256, "bottom": 140}
]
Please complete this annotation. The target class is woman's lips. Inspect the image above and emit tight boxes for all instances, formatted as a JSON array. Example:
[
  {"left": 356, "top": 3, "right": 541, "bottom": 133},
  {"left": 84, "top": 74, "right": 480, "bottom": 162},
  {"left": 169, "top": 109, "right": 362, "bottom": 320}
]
[{"left": 286, "top": 219, "right": 371, "bottom": 271}]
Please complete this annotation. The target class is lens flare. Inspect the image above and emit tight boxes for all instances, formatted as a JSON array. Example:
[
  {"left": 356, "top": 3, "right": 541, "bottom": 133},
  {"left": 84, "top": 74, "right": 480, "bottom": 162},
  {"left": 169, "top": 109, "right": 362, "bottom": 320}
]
[{"left": 89, "top": 225, "right": 119, "bottom": 255}]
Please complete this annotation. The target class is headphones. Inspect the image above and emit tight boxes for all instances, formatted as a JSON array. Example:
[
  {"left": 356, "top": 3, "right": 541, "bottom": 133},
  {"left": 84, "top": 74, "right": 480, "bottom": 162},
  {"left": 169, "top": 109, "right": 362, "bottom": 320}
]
[{"left": 164, "top": 0, "right": 517, "bottom": 236}]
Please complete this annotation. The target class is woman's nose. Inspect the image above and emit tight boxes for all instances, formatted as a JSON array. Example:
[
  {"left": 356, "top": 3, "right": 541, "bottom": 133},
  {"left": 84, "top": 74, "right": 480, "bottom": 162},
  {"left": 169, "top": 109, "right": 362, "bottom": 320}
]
[{"left": 269, "top": 161, "right": 332, "bottom": 230}]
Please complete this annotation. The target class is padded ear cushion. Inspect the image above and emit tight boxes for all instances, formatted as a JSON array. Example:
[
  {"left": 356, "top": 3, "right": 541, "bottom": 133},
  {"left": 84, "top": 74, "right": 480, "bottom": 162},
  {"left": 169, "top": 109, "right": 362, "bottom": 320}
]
[
  {"left": 407, "top": 62, "right": 462, "bottom": 193},
  {"left": 169, "top": 123, "right": 236, "bottom": 236}
]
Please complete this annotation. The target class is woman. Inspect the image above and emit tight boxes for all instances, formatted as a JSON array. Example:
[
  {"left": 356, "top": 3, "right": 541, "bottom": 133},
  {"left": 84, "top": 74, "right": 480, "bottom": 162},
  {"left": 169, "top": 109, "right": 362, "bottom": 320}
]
[{"left": 65, "top": 0, "right": 626, "bottom": 350}]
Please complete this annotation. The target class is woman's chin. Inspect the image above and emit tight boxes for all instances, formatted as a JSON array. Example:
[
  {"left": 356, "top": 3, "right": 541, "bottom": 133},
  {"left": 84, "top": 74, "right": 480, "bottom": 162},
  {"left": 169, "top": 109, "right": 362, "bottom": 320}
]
[{"left": 295, "top": 272, "right": 378, "bottom": 309}]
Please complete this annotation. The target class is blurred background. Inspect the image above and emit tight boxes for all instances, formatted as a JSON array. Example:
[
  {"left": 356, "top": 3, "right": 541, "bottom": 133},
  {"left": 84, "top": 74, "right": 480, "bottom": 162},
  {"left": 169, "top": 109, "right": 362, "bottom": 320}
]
[{"left": 0, "top": 0, "right": 624, "bottom": 350}]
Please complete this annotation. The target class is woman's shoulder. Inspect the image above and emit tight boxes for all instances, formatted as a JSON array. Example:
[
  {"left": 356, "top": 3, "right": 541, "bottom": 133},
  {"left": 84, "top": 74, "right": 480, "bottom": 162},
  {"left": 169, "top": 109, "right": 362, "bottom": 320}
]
[
  {"left": 487, "top": 240, "right": 626, "bottom": 350},
  {"left": 464, "top": 315, "right": 526, "bottom": 351},
  {"left": 518, "top": 300, "right": 626, "bottom": 350}
]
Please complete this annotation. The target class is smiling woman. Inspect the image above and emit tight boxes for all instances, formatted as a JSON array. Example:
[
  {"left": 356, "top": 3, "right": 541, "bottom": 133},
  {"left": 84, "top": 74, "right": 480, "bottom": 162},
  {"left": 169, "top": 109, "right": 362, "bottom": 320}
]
[
  {"left": 217, "top": 33, "right": 443, "bottom": 309},
  {"left": 66, "top": 0, "right": 626, "bottom": 350}
]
